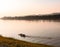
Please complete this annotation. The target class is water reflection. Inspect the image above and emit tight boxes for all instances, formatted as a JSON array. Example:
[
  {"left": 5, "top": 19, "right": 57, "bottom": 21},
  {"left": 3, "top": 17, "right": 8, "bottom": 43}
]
[
  {"left": 0, "top": 20, "right": 60, "bottom": 47},
  {"left": 2, "top": 19, "right": 60, "bottom": 22}
]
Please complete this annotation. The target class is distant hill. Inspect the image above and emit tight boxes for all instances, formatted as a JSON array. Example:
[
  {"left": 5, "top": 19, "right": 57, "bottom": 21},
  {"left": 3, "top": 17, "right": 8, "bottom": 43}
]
[
  {"left": 0, "top": 35, "right": 53, "bottom": 47},
  {"left": 1, "top": 13, "right": 60, "bottom": 20}
]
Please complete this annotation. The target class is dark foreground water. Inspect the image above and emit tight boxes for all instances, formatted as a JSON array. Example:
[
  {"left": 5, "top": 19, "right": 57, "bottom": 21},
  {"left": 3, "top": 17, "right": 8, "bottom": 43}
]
[{"left": 0, "top": 20, "right": 60, "bottom": 47}]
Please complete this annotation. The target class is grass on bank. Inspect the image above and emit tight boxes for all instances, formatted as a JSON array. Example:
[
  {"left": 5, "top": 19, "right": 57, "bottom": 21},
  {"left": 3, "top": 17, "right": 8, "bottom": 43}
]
[{"left": 0, "top": 35, "right": 53, "bottom": 47}]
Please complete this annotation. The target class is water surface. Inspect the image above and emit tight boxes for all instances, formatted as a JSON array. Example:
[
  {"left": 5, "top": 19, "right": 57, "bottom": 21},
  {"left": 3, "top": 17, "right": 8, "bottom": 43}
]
[{"left": 0, "top": 20, "right": 60, "bottom": 47}]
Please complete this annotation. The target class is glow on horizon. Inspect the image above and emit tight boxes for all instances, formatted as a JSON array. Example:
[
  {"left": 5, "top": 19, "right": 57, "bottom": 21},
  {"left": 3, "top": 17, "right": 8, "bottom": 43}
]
[{"left": 0, "top": 0, "right": 60, "bottom": 17}]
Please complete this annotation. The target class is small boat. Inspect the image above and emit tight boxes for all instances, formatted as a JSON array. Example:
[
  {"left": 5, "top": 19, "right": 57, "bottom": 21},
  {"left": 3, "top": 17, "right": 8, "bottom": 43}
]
[
  {"left": 18, "top": 33, "right": 52, "bottom": 39},
  {"left": 18, "top": 33, "right": 26, "bottom": 38}
]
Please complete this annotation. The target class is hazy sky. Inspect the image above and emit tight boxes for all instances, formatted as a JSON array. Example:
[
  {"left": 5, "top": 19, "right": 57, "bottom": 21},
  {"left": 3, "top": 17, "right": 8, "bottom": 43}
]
[{"left": 0, "top": 0, "right": 60, "bottom": 17}]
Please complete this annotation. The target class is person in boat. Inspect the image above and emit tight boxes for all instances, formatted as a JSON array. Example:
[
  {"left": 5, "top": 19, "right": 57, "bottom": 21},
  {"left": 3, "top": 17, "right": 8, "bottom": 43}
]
[{"left": 18, "top": 33, "right": 26, "bottom": 38}]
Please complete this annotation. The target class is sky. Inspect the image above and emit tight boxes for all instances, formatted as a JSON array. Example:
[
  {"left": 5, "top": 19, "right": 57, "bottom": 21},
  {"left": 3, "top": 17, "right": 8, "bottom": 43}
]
[{"left": 0, "top": 0, "right": 60, "bottom": 17}]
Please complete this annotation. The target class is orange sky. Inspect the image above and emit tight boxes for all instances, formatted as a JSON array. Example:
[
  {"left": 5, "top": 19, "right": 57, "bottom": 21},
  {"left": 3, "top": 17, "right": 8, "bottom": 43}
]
[{"left": 0, "top": 0, "right": 60, "bottom": 17}]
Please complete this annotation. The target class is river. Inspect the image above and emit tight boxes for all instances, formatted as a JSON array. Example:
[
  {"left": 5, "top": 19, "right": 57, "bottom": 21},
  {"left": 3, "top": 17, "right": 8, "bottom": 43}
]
[{"left": 0, "top": 20, "right": 60, "bottom": 47}]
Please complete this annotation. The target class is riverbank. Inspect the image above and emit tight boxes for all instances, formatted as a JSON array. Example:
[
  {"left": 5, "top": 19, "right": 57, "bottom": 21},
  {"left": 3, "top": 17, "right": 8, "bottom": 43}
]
[{"left": 0, "top": 35, "right": 53, "bottom": 47}]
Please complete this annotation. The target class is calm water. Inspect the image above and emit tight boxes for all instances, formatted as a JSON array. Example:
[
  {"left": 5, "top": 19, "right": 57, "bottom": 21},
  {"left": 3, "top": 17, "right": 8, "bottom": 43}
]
[{"left": 0, "top": 20, "right": 60, "bottom": 47}]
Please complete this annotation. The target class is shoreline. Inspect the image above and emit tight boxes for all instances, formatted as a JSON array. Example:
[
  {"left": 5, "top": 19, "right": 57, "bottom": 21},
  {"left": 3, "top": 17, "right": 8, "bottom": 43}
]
[{"left": 0, "top": 35, "right": 53, "bottom": 47}]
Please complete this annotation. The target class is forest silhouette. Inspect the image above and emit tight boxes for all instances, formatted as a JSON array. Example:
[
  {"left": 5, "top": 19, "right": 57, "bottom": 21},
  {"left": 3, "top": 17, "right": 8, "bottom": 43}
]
[{"left": 1, "top": 13, "right": 60, "bottom": 21}]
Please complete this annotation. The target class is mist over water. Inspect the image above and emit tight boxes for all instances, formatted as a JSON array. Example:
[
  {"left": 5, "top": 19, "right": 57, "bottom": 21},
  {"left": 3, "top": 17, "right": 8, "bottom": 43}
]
[{"left": 0, "top": 20, "right": 60, "bottom": 47}]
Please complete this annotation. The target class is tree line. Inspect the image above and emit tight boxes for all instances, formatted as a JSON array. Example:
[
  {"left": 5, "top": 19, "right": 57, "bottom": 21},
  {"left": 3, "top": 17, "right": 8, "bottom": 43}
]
[{"left": 1, "top": 13, "right": 60, "bottom": 20}]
